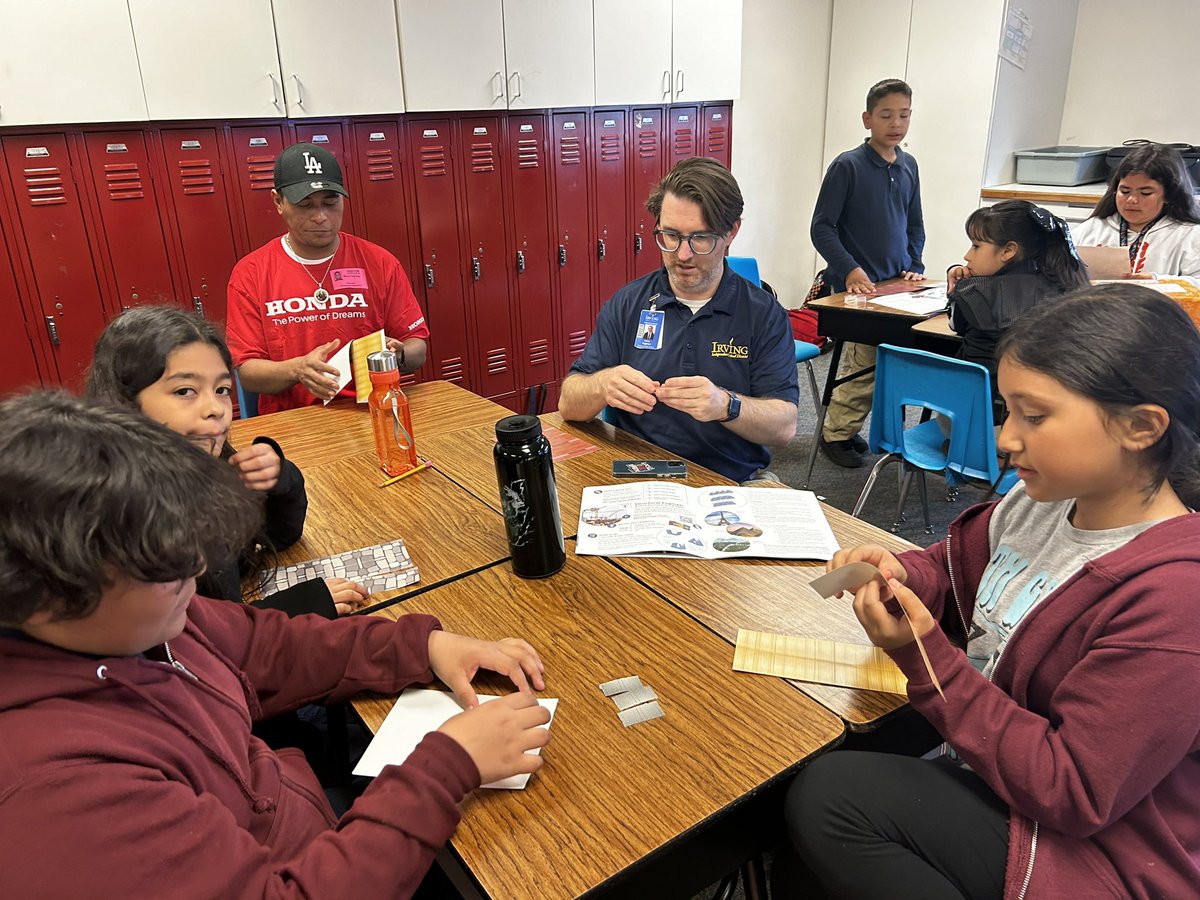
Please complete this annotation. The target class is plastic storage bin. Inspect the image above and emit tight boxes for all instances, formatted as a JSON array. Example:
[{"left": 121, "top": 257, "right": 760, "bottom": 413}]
[{"left": 1014, "top": 146, "right": 1109, "bottom": 186}]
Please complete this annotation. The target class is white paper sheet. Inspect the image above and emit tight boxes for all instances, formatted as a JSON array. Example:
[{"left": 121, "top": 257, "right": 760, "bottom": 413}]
[
  {"left": 868, "top": 293, "right": 948, "bottom": 315},
  {"left": 354, "top": 688, "right": 557, "bottom": 789}
]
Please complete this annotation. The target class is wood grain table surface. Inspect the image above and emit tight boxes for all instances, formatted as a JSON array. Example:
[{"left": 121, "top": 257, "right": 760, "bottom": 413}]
[{"left": 355, "top": 551, "right": 844, "bottom": 900}]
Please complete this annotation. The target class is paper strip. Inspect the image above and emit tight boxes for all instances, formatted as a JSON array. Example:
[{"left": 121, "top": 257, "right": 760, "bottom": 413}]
[
  {"left": 618, "top": 701, "right": 664, "bottom": 727},
  {"left": 611, "top": 684, "right": 658, "bottom": 711},
  {"left": 733, "top": 628, "right": 907, "bottom": 694},
  {"left": 599, "top": 675, "right": 643, "bottom": 696}
]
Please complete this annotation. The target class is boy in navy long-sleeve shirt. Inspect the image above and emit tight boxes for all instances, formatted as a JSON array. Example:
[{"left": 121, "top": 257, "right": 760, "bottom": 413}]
[{"left": 811, "top": 78, "right": 925, "bottom": 467}]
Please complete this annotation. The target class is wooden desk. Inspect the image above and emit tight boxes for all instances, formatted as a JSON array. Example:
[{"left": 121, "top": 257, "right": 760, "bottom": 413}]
[
  {"left": 355, "top": 552, "right": 844, "bottom": 899},
  {"left": 422, "top": 413, "right": 731, "bottom": 533},
  {"left": 910, "top": 311, "right": 961, "bottom": 350},
  {"left": 230, "top": 380, "right": 508, "bottom": 469}
]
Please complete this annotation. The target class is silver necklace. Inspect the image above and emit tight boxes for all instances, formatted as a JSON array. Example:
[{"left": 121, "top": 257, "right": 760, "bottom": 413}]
[{"left": 285, "top": 234, "right": 336, "bottom": 302}]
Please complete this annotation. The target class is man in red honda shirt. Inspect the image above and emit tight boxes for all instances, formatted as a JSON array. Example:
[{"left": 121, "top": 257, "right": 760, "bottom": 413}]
[{"left": 226, "top": 142, "right": 429, "bottom": 414}]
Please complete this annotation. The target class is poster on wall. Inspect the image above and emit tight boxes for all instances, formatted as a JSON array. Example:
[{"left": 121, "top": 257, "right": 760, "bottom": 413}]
[{"left": 1000, "top": 6, "right": 1033, "bottom": 69}]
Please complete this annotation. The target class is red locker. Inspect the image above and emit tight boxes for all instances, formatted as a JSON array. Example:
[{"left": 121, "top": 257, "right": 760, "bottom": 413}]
[
  {"left": 668, "top": 105, "right": 701, "bottom": 164},
  {"left": 82, "top": 130, "right": 178, "bottom": 311},
  {"left": 0, "top": 214, "right": 42, "bottom": 393},
  {"left": 550, "top": 112, "right": 594, "bottom": 373},
  {"left": 291, "top": 121, "right": 359, "bottom": 237},
  {"left": 630, "top": 107, "right": 666, "bottom": 279},
  {"left": 1, "top": 134, "right": 109, "bottom": 387},
  {"left": 351, "top": 121, "right": 424, "bottom": 387},
  {"left": 457, "top": 117, "right": 515, "bottom": 401},
  {"left": 504, "top": 114, "right": 556, "bottom": 398},
  {"left": 701, "top": 104, "right": 733, "bottom": 169},
  {"left": 406, "top": 119, "right": 471, "bottom": 388},
  {"left": 158, "top": 127, "right": 241, "bottom": 324},
  {"left": 591, "top": 110, "right": 629, "bottom": 316},
  {"left": 228, "top": 124, "right": 287, "bottom": 253}
]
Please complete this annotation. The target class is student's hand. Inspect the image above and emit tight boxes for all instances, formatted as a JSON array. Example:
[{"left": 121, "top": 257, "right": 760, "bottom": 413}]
[
  {"left": 844, "top": 267, "right": 876, "bottom": 294},
  {"left": 853, "top": 576, "right": 936, "bottom": 651},
  {"left": 602, "top": 365, "right": 660, "bottom": 415},
  {"left": 1125, "top": 272, "right": 1156, "bottom": 280},
  {"left": 947, "top": 265, "right": 968, "bottom": 292},
  {"left": 901, "top": 270, "right": 926, "bottom": 282},
  {"left": 427, "top": 630, "right": 547, "bottom": 709},
  {"left": 826, "top": 544, "right": 908, "bottom": 597},
  {"left": 437, "top": 692, "right": 552, "bottom": 785},
  {"left": 229, "top": 443, "right": 281, "bottom": 492},
  {"left": 657, "top": 375, "right": 727, "bottom": 422},
  {"left": 324, "top": 577, "right": 369, "bottom": 616},
  {"left": 293, "top": 339, "right": 341, "bottom": 401}
]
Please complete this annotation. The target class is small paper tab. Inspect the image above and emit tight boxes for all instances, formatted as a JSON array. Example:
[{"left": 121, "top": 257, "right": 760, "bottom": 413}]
[
  {"left": 599, "top": 675, "right": 642, "bottom": 696},
  {"left": 611, "top": 684, "right": 658, "bottom": 711},
  {"left": 619, "top": 701, "right": 664, "bottom": 727},
  {"left": 808, "top": 561, "right": 881, "bottom": 598}
]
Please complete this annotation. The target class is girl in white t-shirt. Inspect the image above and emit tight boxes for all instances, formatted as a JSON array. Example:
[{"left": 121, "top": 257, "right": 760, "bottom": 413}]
[{"left": 1072, "top": 142, "right": 1200, "bottom": 277}]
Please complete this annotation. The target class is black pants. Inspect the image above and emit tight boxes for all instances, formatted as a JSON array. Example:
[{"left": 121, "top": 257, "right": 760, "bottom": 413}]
[{"left": 775, "top": 751, "right": 1009, "bottom": 899}]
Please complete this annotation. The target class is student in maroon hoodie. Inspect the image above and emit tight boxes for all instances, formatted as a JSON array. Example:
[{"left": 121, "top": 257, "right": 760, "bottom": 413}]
[
  {"left": 0, "top": 392, "right": 551, "bottom": 898},
  {"left": 779, "top": 285, "right": 1200, "bottom": 898}
]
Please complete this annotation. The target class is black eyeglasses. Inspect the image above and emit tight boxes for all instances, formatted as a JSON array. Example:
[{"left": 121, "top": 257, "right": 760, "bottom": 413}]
[{"left": 653, "top": 228, "right": 723, "bottom": 255}]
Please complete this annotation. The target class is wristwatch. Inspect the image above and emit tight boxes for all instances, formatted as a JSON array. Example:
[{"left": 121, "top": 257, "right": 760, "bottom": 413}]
[{"left": 722, "top": 391, "right": 742, "bottom": 422}]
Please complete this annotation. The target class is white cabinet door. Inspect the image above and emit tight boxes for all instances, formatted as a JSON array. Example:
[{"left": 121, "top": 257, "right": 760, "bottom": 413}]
[
  {"left": 275, "top": 0, "right": 405, "bottom": 116},
  {"left": 595, "top": 0, "right": 672, "bottom": 105},
  {"left": 0, "top": 0, "right": 146, "bottom": 125},
  {"left": 504, "top": 0, "right": 595, "bottom": 108},
  {"left": 671, "top": 0, "right": 742, "bottom": 102},
  {"left": 396, "top": 0, "right": 507, "bottom": 111},
  {"left": 130, "top": 0, "right": 284, "bottom": 119}
]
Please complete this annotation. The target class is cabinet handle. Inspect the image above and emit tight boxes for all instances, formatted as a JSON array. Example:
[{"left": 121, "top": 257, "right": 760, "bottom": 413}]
[
  {"left": 44, "top": 315, "right": 60, "bottom": 346},
  {"left": 472, "top": 257, "right": 482, "bottom": 281},
  {"left": 424, "top": 264, "right": 435, "bottom": 289},
  {"left": 676, "top": 69, "right": 684, "bottom": 97},
  {"left": 634, "top": 234, "right": 643, "bottom": 254},
  {"left": 292, "top": 74, "right": 304, "bottom": 108},
  {"left": 516, "top": 249, "right": 526, "bottom": 274},
  {"left": 192, "top": 296, "right": 204, "bottom": 317},
  {"left": 492, "top": 71, "right": 505, "bottom": 102},
  {"left": 662, "top": 70, "right": 673, "bottom": 99},
  {"left": 558, "top": 244, "right": 567, "bottom": 267},
  {"left": 509, "top": 71, "right": 522, "bottom": 101},
  {"left": 269, "top": 73, "right": 282, "bottom": 109},
  {"left": 597, "top": 238, "right": 606, "bottom": 260}
]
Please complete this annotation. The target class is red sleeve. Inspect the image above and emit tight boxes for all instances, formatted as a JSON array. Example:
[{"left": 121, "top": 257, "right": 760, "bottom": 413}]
[
  {"left": 382, "top": 255, "right": 429, "bottom": 341},
  {"left": 226, "top": 258, "right": 270, "bottom": 367}
]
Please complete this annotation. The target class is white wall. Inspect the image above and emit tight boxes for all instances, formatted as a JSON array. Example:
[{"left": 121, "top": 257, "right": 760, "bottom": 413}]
[
  {"left": 1060, "top": 0, "right": 1200, "bottom": 146},
  {"left": 731, "top": 0, "right": 834, "bottom": 307}
]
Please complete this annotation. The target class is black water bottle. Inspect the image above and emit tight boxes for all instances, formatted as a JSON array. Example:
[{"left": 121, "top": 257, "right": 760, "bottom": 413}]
[{"left": 494, "top": 415, "right": 566, "bottom": 578}]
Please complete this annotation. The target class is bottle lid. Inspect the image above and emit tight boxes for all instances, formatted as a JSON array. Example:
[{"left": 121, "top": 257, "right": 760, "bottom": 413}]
[
  {"left": 367, "top": 350, "right": 398, "bottom": 373},
  {"left": 495, "top": 414, "right": 542, "bottom": 445}
]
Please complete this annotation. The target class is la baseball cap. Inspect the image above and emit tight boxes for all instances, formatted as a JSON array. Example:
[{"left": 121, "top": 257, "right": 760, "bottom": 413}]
[{"left": 273, "top": 142, "right": 349, "bottom": 203}]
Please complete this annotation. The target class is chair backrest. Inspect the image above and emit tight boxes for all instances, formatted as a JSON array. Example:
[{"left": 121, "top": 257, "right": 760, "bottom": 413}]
[
  {"left": 725, "top": 255, "right": 761, "bottom": 287},
  {"left": 869, "top": 344, "right": 1013, "bottom": 489},
  {"left": 235, "top": 370, "right": 259, "bottom": 419}
]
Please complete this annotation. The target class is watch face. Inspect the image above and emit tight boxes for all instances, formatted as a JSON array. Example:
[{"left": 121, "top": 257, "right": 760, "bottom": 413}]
[{"left": 726, "top": 392, "right": 741, "bottom": 421}]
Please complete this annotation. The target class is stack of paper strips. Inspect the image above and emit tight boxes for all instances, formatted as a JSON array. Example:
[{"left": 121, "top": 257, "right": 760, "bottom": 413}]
[
  {"left": 599, "top": 675, "right": 664, "bottom": 726},
  {"left": 733, "top": 628, "right": 907, "bottom": 695},
  {"left": 264, "top": 538, "right": 419, "bottom": 597}
]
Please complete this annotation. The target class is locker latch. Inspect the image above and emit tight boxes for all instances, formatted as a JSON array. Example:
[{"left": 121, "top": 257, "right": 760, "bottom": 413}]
[
  {"left": 597, "top": 238, "right": 606, "bottom": 261},
  {"left": 192, "top": 296, "right": 205, "bottom": 317},
  {"left": 45, "top": 315, "right": 60, "bottom": 347},
  {"left": 558, "top": 245, "right": 567, "bottom": 267},
  {"left": 424, "top": 265, "right": 435, "bottom": 289},
  {"left": 516, "top": 250, "right": 526, "bottom": 274},
  {"left": 472, "top": 258, "right": 481, "bottom": 281},
  {"left": 634, "top": 234, "right": 643, "bottom": 254}
]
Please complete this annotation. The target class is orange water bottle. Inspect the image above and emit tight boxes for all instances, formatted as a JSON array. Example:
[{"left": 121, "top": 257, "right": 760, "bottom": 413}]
[{"left": 367, "top": 350, "right": 418, "bottom": 477}]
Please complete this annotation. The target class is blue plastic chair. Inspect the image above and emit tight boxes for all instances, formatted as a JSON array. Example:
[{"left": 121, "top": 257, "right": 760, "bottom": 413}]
[
  {"left": 725, "top": 255, "right": 761, "bottom": 286},
  {"left": 234, "top": 370, "right": 259, "bottom": 419},
  {"left": 851, "top": 344, "right": 1018, "bottom": 533}
]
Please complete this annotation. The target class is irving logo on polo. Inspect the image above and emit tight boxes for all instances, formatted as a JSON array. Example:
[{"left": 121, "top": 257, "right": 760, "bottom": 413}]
[{"left": 711, "top": 338, "right": 749, "bottom": 359}]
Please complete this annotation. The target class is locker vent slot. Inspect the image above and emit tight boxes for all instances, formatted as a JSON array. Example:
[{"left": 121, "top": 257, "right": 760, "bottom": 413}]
[
  {"left": 673, "top": 128, "right": 696, "bottom": 157},
  {"left": 599, "top": 134, "right": 621, "bottom": 162},
  {"left": 246, "top": 154, "right": 275, "bottom": 191},
  {"left": 420, "top": 145, "right": 448, "bottom": 177},
  {"left": 486, "top": 347, "right": 509, "bottom": 375},
  {"left": 178, "top": 159, "right": 217, "bottom": 196},
  {"left": 469, "top": 143, "right": 495, "bottom": 173},
  {"left": 568, "top": 329, "right": 589, "bottom": 356},
  {"left": 527, "top": 339, "right": 550, "bottom": 367},
  {"left": 638, "top": 130, "right": 659, "bottom": 158},
  {"left": 706, "top": 124, "right": 728, "bottom": 156},
  {"left": 21, "top": 167, "right": 67, "bottom": 206},
  {"left": 558, "top": 136, "right": 581, "bottom": 166},
  {"left": 440, "top": 357, "right": 464, "bottom": 383},
  {"left": 104, "top": 163, "right": 145, "bottom": 200},
  {"left": 366, "top": 148, "right": 396, "bottom": 182},
  {"left": 516, "top": 138, "right": 540, "bottom": 169}
]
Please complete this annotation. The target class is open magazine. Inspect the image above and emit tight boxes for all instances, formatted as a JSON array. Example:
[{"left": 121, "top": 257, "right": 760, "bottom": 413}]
[{"left": 575, "top": 482, "right": 840, "bottom": 560}]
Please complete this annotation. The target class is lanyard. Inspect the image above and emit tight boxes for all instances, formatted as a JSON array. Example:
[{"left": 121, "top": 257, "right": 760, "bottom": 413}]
[{"left": 1118, "top": 215, "right": 1163, "bottom": 271}]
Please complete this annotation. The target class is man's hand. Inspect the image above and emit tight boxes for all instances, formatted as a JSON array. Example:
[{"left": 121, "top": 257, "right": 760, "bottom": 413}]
[
  {"left": 844, "top": 267, "right": 876, "bottom": 294},
  {"left": 293, "top": 339, "right": 341, "bottom": 400},
  {"left": 901, "top": 270, "right": 926, "bottom": 282},
  {"left": 601, "top": 365, "right": 660, "bottom": 415},
  {"left": 324, "top": 577, "right": 369, "bottom": 616},
  {"left": 437, "top": 692, "right": 552, "bottom": 786},
  {"left": 228, "top": 443, "right": 281, "bottom": 492},
  {"left": 427, "top": 630, "right": 547, "bottom": 710},
  {"left": 656, "top": 375, "right": 727, "bottom": 422}
]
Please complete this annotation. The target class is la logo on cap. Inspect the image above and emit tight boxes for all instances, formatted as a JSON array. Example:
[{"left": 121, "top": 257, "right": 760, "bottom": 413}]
[{"left": 302, "top": 151, "right": 323, "bottom": 174}]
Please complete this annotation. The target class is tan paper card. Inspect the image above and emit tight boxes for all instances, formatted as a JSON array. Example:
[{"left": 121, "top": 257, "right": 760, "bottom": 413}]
[{"left": 733, "top": 628, "right": 908, "bottom": 695}]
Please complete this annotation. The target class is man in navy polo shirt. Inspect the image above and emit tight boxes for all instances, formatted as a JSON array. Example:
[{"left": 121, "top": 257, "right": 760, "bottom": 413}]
[{"left": 560, "top": 157, "right": 798, "bottom": 484}]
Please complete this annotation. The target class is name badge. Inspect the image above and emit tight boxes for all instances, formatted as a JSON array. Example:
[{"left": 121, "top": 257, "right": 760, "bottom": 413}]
[{"left": 635, "top": 309, "right": 664, "bottom": 350}]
